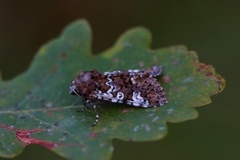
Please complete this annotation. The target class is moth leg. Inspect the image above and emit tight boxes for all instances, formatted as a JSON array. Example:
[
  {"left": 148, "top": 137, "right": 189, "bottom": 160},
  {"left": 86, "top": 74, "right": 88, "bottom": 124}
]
[
  {"left": 75, "top": 101, "right": 87, "bottom": 113},
  {"left": 79, "top": 100, "right": 87, "bottom": 112},
  {"left": 79, "top": 100, "right": 88, "bottom": 112},
  {"left": 92, "top": 104, "right": 99, "bottom": 127}
]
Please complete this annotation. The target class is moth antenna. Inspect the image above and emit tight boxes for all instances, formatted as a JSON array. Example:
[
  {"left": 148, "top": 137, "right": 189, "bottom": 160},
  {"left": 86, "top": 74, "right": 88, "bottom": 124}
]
[{"left": 72, "top": 89, "right": 80, "bottom": 97}]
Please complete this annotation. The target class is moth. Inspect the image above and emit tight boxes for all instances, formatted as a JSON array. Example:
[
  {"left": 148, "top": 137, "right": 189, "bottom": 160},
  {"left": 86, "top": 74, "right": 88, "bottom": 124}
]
[{"left": 69, "top": 66, "right": 168, "bottom": 126}]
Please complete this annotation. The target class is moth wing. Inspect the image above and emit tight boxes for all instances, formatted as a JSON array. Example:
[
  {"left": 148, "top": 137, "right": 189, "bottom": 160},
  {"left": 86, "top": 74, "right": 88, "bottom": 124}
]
[
  {"left": 91, "top": 65, "right": 167, "bottom": 107},
  {"left": 90, "top": 90, "right": 126, "bottom": 103},
  {"left": 103, "top": 66, "right": 163, "bottom": 78},
  {"left": 130, "top": 76, "right": 168, "bottom": 107}
]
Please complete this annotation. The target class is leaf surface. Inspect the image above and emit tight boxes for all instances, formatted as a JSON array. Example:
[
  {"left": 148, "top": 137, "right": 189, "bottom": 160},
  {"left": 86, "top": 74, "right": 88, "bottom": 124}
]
[{"left": 0, "top": 20, "right": 225, "bottom": 160}]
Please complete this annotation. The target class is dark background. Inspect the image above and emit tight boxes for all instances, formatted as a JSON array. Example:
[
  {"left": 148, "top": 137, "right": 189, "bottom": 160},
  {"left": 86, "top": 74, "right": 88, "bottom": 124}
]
[{"left": 0, "top": 1, "right": 239, "bottom": 160}]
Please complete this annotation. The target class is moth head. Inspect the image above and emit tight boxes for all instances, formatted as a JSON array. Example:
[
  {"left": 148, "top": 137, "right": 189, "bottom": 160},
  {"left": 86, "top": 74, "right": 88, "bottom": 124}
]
[{"left": 69, "top": 80, "right": 79, "bottom": 96}]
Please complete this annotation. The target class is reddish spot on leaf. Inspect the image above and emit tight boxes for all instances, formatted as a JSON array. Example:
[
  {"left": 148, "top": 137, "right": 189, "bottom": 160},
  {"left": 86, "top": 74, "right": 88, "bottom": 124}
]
[
  {"left": 51, "top": 66, "right": 57, "bottom": 73},
  {"left": 112, "top": 57, "right": 120, "bottom": 64},
  {"left": 197, "top": 63, "right": 225, "bottom": 94},
  {"left": 162, "top": 75, "right": 171, "bottom": 83},
  {"left": 47, "top": 111, "right": 53, "bottom": 117},
  {"left": 0, "top": 124, "right": 65, "bottom": 149},
  {"left": 88, "top": 132, "right": 99, "bottom": 138},
  {"left": 120, "top": 108, "right": 134, "bottom": 113},
  {"left": 61, "top": 52, "right": 67, "bottom": 58},
  {"left": 138, "top": 61, "right": 144, "bottom": 67}
]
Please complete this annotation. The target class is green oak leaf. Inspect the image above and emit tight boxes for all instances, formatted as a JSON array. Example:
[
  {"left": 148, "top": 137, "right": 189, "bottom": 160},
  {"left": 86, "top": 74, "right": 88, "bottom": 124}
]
[{"left": 0, "top": 20, "right": 225, "bottom": 160}]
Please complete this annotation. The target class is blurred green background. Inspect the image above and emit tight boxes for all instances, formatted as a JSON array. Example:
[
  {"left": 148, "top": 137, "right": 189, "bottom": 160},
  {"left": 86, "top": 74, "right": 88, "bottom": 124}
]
[{"left": 0, "top": 1, "right": 239, "bottom": 160}]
